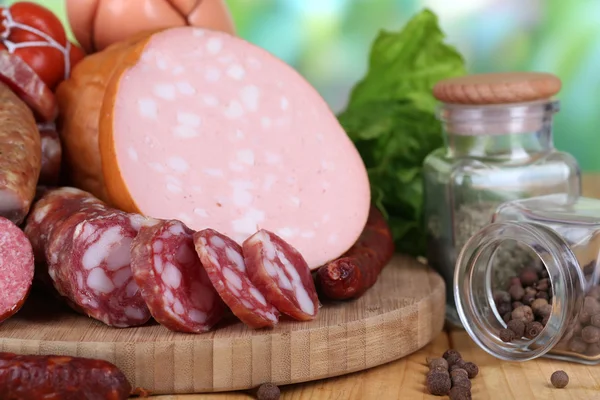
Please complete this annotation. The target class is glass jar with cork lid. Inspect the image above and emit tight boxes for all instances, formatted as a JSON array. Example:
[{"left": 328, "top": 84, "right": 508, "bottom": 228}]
[
  {"left": 423, "top": 72, "right": 581, "bottom": 326},
  {"left": 455, "top": 194, "right": 600, "bottom": 364}
]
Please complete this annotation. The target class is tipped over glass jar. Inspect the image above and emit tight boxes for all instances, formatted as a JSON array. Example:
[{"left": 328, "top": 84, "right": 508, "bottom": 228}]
[
  {"left": 456, "top": 194, "right": 600, "bottom": 364},
  {"left": 423, "top": 72, "right": 581, "bottom": 326}
]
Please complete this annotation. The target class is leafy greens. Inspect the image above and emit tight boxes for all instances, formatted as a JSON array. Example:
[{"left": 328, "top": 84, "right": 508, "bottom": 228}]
[{"left": 338, "top": 9, "right": 466, "bottom": 256}]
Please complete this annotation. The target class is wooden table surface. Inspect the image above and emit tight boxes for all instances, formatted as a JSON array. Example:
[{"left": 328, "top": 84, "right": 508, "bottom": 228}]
[{"left": 149, "top": 175, "right": 600, "bottom": 400}]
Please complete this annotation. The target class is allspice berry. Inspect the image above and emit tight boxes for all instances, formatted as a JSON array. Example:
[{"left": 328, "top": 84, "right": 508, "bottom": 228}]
[
  {"left": 522, "top": 293, "right": 536, "bottom": 306},
  {"left": 428, "top": 357, "right": 449, "bottom": 370},
  {"left": 449, "top": 386, "right": 472, "bottom": 400},
  {"left": 426, "top": 372, "right": 451, "bottom": 396},
  {"left": 508, "top": 285, "right": 524, "bottom": 301},
  {"left": 591, "top": 313, "right": 600, "bottom": 328},
  {"left": 463, "top": 362, "right": 479, "bottom": 379},
  {"left": 451, "top": 376, "right": 471, "bottom": 390},
  {"left": 494, "top": 290, "right": 511, "bottom": 304},
  {"left": 579, "top": 296, "right": 600, "bottom": 324},
  {"left": 507, "top": 319, "right": 525, "bottom": 338},
  {"left": 256, "top": 383, "right": 281, "bottom": 400},
  {"left": 568, "top": 336, "right": 588, "bottom": 354},
  {"left": 520, "top": 267, "right": 539, "bottom": 286},
  {"left": 450, "top": 368, "right": 469, "bottom": 380},
  {"left": 503, "top": 312, "right": 512, "bottom": 324},
  {"left": 531, "top": 298, "right": 548, "bottom": 314},
  {"left": 550, "top": 370, "right": 569, "bottom": 389},
  {"left": 509, "top": 276, "right": 521, "bottom": 287},
  {"left": 535, "top": 291, "right": 549, "bottom": 300},
  {"left": 581, "top": 326, "right": 600, "bottom": 344},
  {"left": 443, "top": 350, "right": 463, "bottom": 367},
  {"left": 512, "top": 305, "right": 534, "bottom": 323},
  {"left": 537, "top": 304, "right": 553, "bottom": 321},
  {"left": 511, "top": 301, "right": 524, "bottom": 310},
  {"left": 536, "top": 278, "right": 549, "bottom": 292},
  {"left": 499, "top": 328, "right": 515, "bottom": 342},
  {"left": 496, "top": 302, "right": 512, "bottom": 317},
  {"left": 524, "top": 321, "right": 544, "bottom": 339},
  {"left": 427, "top": 366, "right": 449, "bottom": 376}
]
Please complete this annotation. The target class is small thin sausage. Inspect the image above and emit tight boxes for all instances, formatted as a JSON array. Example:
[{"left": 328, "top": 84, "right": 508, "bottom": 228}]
[
  {"left": 0, "top": 81, "right": 41, "bottom": 224},
  {"left": 0, "top": 352, "right": 132, "bottom": 400},
  {"left": 316, "top": 206, "right": 395, "bottom": 300}
]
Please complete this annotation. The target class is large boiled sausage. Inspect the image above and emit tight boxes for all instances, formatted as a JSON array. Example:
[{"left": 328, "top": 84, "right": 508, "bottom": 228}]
[
  {"left": 0, "top": 81, "right": 41, "bottom": 224},
  {"left": 57, "top": 27, "right": 370, "bottom": 269}
]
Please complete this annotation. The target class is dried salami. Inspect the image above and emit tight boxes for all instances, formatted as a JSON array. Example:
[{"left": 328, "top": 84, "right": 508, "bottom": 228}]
[
  {"left": 194, "top": 229, "right": 279, "bottom": 329},
  {"left": 24, "top": 187, "right": 102, "bottom": 290},
  {"left": 243, "top": 230, "right": 318, "bottom": 321},
  {"left": 131, "top": 219, "right": 226, "bottom": 333},
  {"left": 0, "top": 352, "right": 132, "bottom": 400},
  {"left": 37, "top": 121, "right": 62, "bottom": 186},
  {"left": 0, "top": 217, "right": 34, "bottom": 323},
  {"left": 47, "top": 209, "right": 155, "bottom": 327},
  {"left": 0, "top": 80, "right": 41, "bottom": 225}
]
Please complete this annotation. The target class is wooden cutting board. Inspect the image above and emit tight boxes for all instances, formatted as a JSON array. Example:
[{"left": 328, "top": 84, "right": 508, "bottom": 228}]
[{"left": 0, "top": 254, "right": 444, "bottom": 395}]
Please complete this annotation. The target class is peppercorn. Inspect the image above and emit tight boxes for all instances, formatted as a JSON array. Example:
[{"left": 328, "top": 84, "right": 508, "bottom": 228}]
[
  {"left": 509, "top": 276, "right": 521, "bottom": 287},
  {"left": 550, "top": 370, "right": 569, "bottom": 389},
  {"left": 524, "top": 321, "right": 544, "bottom": 339},
  {"left": 579, "top": 296, "right": 600, "bottom": 324},
  {"left": 535, "top": 291, "right": 549, "bottom": 300},
  {"left": 531, "top": 298, "right": 549, "bottom": 315},
  {"left": 591, "top": 313, "right": 600, "bottom": 328},
  {"left": 535, "top": 278, "right": 549, "bottom": 292},
  {"left": 586, "top": 342, "right": 600, "bottom": 356},
  {"left": 450, "top": 368, "right": 469, "bottom": 380},
  {"left": 508, "top": 285, "right": 524, "bottom": 301},
  {"left": 499, "top": 328, "right": 515, "bottom": 342},
  {"left": 511, "top": 301, "right": 524, "bottom": 310},
  {"left": 449, "top": 386, "right": 472, "bottom": 400},
  {"left": 426, "top": 372, "right": 451, "bottom": 396},
  {"left": 428, "top": 357, "right": 449, "bottom": 370},
  {"left": 568, "top": 336, "right": 588, "bottom": 353},
  {"left": 463, "top": 362, "right": 479, "bottom": 379},
  {"left": 512, "top": 305, "right": 534, "bottom": 323},
  {"left": 443, "top": 350, "right": 462, "bottom": 367},
  {"left": 507, "top": 319, "right": 525, "bottom": 338},
  {"left": 520, "top": 267, "right": 539, "bottom": 286},
  {"left": 581, "top": 326, "right": 600, "bottom": 344},
  {"left": 256, "top": 383, "right": 281, "bottom": 400},
  {"left": 451, "top": 375, "right": 471, "bottom": 390},
  {"left": 494, "top": 290, "right": 511, "bottom": 305},
  {"left": 522, "top": 293, "right": 536, "bottom": 306},
  {"left": 496, "top": 302, "right": 512, "bottom": 317}
]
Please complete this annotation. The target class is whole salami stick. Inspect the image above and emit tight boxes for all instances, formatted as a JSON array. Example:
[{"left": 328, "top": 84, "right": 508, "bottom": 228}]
[
  {"left": 0, "top": 352, "right": 132, "bottom": 400},
  {"left": 0, "top": 81, "right": 41, "bottom": 225},
  {"left": 316, "top": 206, "right": 395, "bottom": 300}
]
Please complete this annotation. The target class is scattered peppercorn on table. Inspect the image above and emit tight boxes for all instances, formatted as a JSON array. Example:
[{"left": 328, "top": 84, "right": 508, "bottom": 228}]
[{"left": 149, "top": 175, "right": 600, "bottom": 400}]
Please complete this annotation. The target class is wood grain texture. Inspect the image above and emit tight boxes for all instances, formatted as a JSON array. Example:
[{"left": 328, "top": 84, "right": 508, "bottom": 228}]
[{"left": 0, "top": 254, "right": 445, "bottom": 395}]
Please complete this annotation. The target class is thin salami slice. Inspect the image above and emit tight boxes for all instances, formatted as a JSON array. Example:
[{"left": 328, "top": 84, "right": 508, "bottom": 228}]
[
  {"left": 38, "top": 121, "right": 62, "bottom": 186},
  {"left": 24, "top": 187, "right": 103, "bottom": 290},
  {"left": 194, "top": 229, "right": 279, "bottom": 329},
  {"left": 0, "top": 217, "right": 34, "bottom": 323},
  {"left": 243, "top": 230, "right": 319, "bottom": 321},
  {"left": 131, "top": 220, "right": 226, "bottom": 333},
  {"left": 47, "top": 210, "right": 155, "bottom": 327},
  {"left": 0, "top": 51, "right": 57, "bottom": 122}
]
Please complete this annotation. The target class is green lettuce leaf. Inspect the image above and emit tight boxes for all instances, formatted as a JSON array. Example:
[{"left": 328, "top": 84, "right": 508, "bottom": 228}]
[{"left": 338, "top": 9, "right": 466, "bottom": 256}]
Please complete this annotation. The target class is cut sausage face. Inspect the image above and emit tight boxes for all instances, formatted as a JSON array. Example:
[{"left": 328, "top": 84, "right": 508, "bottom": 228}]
[
  {"left": 243, "top": 230, "right": 319, "bottom": 321},
  {"left": 100, "top": 27, "right": 371, "bottom": 270},
  {"left": 193, "top": 228, "right": 279, "bottom": 329},
  {"left": 131, "top": 219, "right": 226, "bottom": 333},
  {"left": 0, "top": 217, "right": 34, "bottom": 323}
]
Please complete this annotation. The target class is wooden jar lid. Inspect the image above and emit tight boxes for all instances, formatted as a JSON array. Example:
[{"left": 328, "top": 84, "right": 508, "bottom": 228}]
[{"left": 433, "top": 72, "right": 561, "bottom": 104}]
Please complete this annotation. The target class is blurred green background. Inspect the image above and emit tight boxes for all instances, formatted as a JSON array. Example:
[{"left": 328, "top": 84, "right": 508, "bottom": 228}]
[{"left": 5, "top": 0, "right": 600, "bottom": 171}]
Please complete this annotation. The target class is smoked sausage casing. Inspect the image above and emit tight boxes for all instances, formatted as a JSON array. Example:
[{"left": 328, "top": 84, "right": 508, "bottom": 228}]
[
  {"left": 0, "top": 352, "right": 132, "bottom": 400},
  {"left": 316, "top": 206, "right": 395, "bottom": 300},
  {"left": 0, "top": 81, "right": 41, "bottom": 224}
]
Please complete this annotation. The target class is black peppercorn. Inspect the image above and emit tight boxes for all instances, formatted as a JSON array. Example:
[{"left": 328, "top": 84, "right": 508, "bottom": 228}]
[
  {"left": 462, "top": 362, "right": 479, "bottom": 379},
  {"left": 426, "top": 372, "right": 451, "bottom": 396},
  {"left": 507, "top": 319, "right": 525, "bottom": 338},
  {"left": 550, "top": 370, "right": 569, "bottom": 389},
  {"left": 524, "top": 321, "right": 544, "bottom": 339},
  {"left": 257, "top": 383, "right": 281, "bottom": 400}
]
